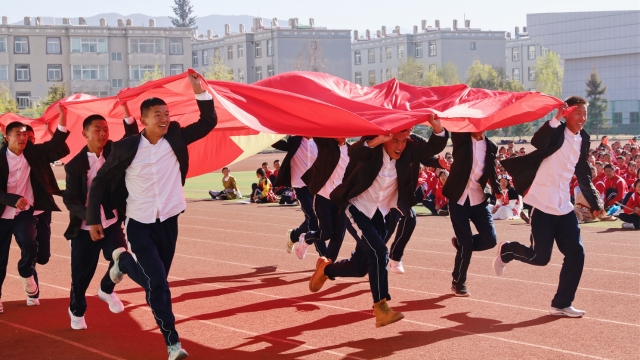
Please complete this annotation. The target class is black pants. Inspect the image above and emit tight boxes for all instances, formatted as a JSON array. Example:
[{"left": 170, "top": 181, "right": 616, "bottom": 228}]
[
  {"left": 326, "top": 205, "right": 390, "bottom": 303},
  {"left": 290, "top": 186, "right": 319, "bottom": 245},
  {"left": 118, "top": 215, "right": 180, "bottom": 346},
  {"left": 500, "top": 209, "right": 584, "bottom": 309},
  {"left": 69, "top": 223, "right": 127, "bottom": 317},
  {"left": 304, "top": 195, "right": 347, "bottom": 262},
  {"left": 0, "top": 209, "right": 38, "bottom": 299},
  {"left": 422, "top": 194, "right": 437, "bottom": 214},
  {"left": 414, "top": 187, "right": 425, "bottom": 203},
  {"left": 621, "top": 192, "right": 633, "bottom": 206},
  {"left": 35, "top": 211, "right": 51, "bottom": 265},
  {"left": 384, "top": 208, "right": 417, "bottom": 262},
  {"left": 618, "top": 213, "right": 640, "bottom": 229},
  {"left": 605, "top": 188, "right": 618, "bottom": 208},
  {"left": 449, "top": 198, "right": 497, "bottom": 285}
]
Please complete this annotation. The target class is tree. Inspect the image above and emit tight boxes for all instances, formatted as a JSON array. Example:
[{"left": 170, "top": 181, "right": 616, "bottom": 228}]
[
  {"left": 486, "top": 129, "right": 501, "bottom": 138},
  {"left": 139, "top": 64, "right": 165, "bottom": 84},
  {"left": 534, "top": 50, "right": 563, "bottom": 98},
  {"left": 423, "top": 69, "right": 445, "bottom": 87},
  {"left": 438, "top": 62, "right": 460, "bottom": 85},
  {"left": 513, "top": 122, "right": 532, "bottom": 140},
  {"left": 0, "top": 85, "right": 18, "bottom": 115},
  {"left": 43, "top": 83, "right": 66, "bottom": 107},
  {"left": 585, "top": 68, "right": 609, "bottom": 137},
  {"left": 397, "top": 58, "right": 426, "bottom": 86},
  {"left": 203, "top": 57, "right": 234, "bottom": 81},
  {"left": 170, "top": 0, "right": 196, "bottom": 28},
  {"left": 467, "top": 60, "right": 500, "bottom": 90}
]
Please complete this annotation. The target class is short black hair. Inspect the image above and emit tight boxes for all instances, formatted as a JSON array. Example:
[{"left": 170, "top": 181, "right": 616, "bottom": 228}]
[
  {"left": 25, "top": 125, "right": 34, "bottom": 133},
  {"left": 5, "top": 121, "right": 26, "bottom": 135},
  {"left": 565, "top": 96, "right": 588, "bottom": 107},
  {"left": 140, "top": 97, "right": 167, "bottom": 118},
  {"left": 273, "top": 159, "right": 280, "bottom": 164},
  {"left": 438, "top": 169, "right": 449, "bottom": 177},
  {"left": 262, "top": 162, "right": 268, "bottom": 166},
  {"left": 256, "top": 168, "right": 266, "bottom": 177},
  {"left": 603, "top": 164, "right": 614, "bottom": 171},
  {"left": 222, "top": 167, "right": 229, "bottom": 172},
  {"left": 82, "top": 114, "right": 107, "bottom": 130}
]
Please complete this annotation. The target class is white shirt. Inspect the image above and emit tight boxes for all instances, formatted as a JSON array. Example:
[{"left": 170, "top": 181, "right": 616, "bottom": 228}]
[
  {"left": 290, "top": 138, "right": 318, "bottom": 188},
  {"left": 81, "top": 152, "right": 118, "bottom": 230},
  {"left": 458, "top": 136, "right": 487, "bottom": 206},
  {"left": 524, "top": 119, "right": 581, "bottom": 215},
  {"left": 350, "top": 149, "right": 398, "bottom": 219},
  {"left": 317, "top": 144, "right": 349, "bottom": 200}
]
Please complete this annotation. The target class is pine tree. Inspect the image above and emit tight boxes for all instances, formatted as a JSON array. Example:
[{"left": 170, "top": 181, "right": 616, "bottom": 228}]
[
  {"left": 170, "top": 0, "right": 196, "bottom": 28},
  {"left": 585, "top": 68, "right": 609, "bottom": 137}
]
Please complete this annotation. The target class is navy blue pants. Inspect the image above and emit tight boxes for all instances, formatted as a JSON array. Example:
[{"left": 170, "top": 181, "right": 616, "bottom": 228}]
[
  {"left": 290, "top": 187, "right": 320, "bottom": 250},
  {"left": 618, "top": 213, "right": 639, "bottom": 229},
  {"left": 384, "top": 208, "right": 417, "bottom": 262},
  {"left": 500, "top": 209, "right": 584, "bottom": 309},
  {"left": 118, "top": 215, "right": 180, "bottom": 346},
  {"left": 326, "top": 205, "right": 390, "bottom": 303},
  {"left": 449, "top": 198, "right": 497, "bottom": 285},
  {"left": 303, "top": 195, "right": 346, "bottom": 262},
  {"left": 69, "top": 223, "right": 127, "bottom": 317},
  {"left": 422, "top": 194, "right": 437, "bottom": 214},
  {"left": 35, "top": 211, "right": 51, "bottom": 265},
  {"left": 0, "top": 209, "right": 39, "bottom": 299}
]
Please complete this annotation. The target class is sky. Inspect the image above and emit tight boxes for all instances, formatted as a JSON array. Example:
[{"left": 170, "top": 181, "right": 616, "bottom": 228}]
[{"left": 3, "top": 0, "right": 639, "bottom": 33}]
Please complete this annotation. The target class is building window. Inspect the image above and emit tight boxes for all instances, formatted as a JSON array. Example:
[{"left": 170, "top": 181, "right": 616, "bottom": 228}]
[
  {"left": 512, "top": 68, "right": 520, "bottom": 81},
  {"left": 238, "top": 68, "right": 245, "bottom": 82},
  {"left": 630, "top": 112, "right": 639, "bottom": 124},
  {"left": 470, "top": 42, "right": 476, "bottom": 50},
  {"left": 354, "top": 50, "right": 361, "bottom": 65},
  {"left": 72, "top": 65, "right": 109, "bottom": 80},
  {"left": 541, "top": 46, "right": 549, "bottom": 57},
  {"left": 192, "top": 51, "right": 198, "bottom": 67},
  {"left": 14, "top": 37, "right": 29, "bottom": 54},
  {"left": 0, "top": 65, "right": 7, "bottom": 80},
  {"left": 613, "top": 112, "right": 622, "bottom": 124},
  {"left": 111, "top": 52, "right": 123, "bottom": 61},
  {"left": 385, "top": 67, "right": 393, "bottom": 81},
  {"left": 528, "top": 67, "right": 535, "bottom": 81},
  {"left": 169, "top": 38, "right": 183, "bottom": 55},
  {"left": 267, "top": 64, "right": 274, "bottom": 77},
  {"left": 129, "top": 65, "right": 162, "bottom": 81},
  {"left": 15, "top": 64, "right": 30, "bottom": 81},
  {"left": 111, "top": 79, "right": 123, "bottom": 88},
  {"left": 528, "top": 45, "right": 536, "bottom": 60},
  {"left": 0, "top": 38, "right": 6, "bottom": 53},
  {"left": 397, "top": 45, "right": 404, "bottom": 59},
  {"left": 237, "top": 44, "right": 244, "bottom": 58},
  {"left": 255, "top": 66, "right": 263, "bottom": 81},
  {"left": 368, "top": 70, "right": 375, "bottom": 85},
  {"left": 355, "top": 71, "right": 362, "bottom": 85},
  {"left": 512, "top": 47, "right": 520, "bottom": 61},
  {"left": 213, "top": 48, "right": 220, "bottom": 60},
  {"left": 368, "top": 49, "right": 375, "bottom": 63},
  {"left": 255, "top": 42, "right": 262, "bottom": 58},
  {"left": 74, "top": 91, "right": 109, "bottom": 98},
  {"left": 129, "top": 38, "right": 163, "bottom": 54},
  {"left": 202, "top": 50, "right": 209, "bottom": 66},
  {"left": 428, "top": 41, "right": 437, "bottom": 56},
  {"left": 47, "top": 64, "right": 62, "bottom": 81},
  {"left": 415, "top": 43, "right": 423, "bottom": 58},
  {"left": 16, "top": 92, "right": 31, "bottom": 109},
  {"left": 227, "top": 46, "right": 233, "bottom": 60},
  {"left": 385, "top": 46, "right": 392, "bottom": 60},
  {"left": 170, "top": 64, "right": 184, "bottom": 76},
  {"left": 46, "top": 38, "right": 61, "bottom": 54},
  {"left": 429, "top": 64, "right": 437, "bottom": 72},
  {"left": 71, "top": 38, "right": 107, "bottom": 53},
  {"left": 266, "top": 40, "right": 273, "bottom": 57}
]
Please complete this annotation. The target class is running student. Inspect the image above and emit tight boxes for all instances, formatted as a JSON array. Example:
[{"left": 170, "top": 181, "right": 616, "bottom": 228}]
[
  {"left": 308, "top": 115, "right": 448, "bottom": 328},
  {"left": 87, "top": 71, "right": 217, "bottom": 360},
  {"left": 495, "top": 97, "right": 603, "bottom": 318},
  {"left": 63, "top": 106, "right": 139, "bottom": 330}
]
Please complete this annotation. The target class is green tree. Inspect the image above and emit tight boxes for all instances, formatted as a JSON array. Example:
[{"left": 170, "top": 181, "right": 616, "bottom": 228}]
[
  {"left": 170, "top": 0, "right": 196, "bottom": 28},
  {"left": 43, "top": 83, "right": 66, "bottom": 107},
  {"left": 397, "top": 58, "right": 426, "bottom": 86},
  {"left": 512, "top": 122, "right": 532, "bottom": 140},
  {"left": 467, "top": 60, "right": 500, "bottom": 90},
  {"left": 585, "top": 68, "right": 609, "bottom": 137},
  {"left": 534, "top": 50, "right": 563, "bottom": 98},
  {"left": 0, "top": 85, "right": 18, "bottom": 115},
  {"left": 423, "top": 69, "right": 445, "bottom": 87},
  {"left": 438, "top": 62, "right": 460, "bottom": 85},
  {"left": 203, "top": 57, "right": 234, "bottom": 81},
  {"left": 486, "top": 129, "right": 501, "bottom": 138},
  {"left": 139, "top": 64, "right": 165, "bottom": 84}
]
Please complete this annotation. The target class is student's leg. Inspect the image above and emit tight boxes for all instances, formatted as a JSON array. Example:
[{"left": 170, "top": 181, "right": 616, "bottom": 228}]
[
  {"left": 422, "top": 194, "right": 437, "bottom": 214},
  {"left": 0, "top": 220, "right": 14, "bottom": 300},
  {"left": 389, "top": 208, "right": 417, "bottom": 262},
  {"left": 604, "top": 188, "right": 618, "bottom": 207},
  {"left": 383, "top": 209, "right": 401, "bottom": 244},
  {"left": 98, "top": 223, "right": 128, "bottom": 294},
  {"left": 449, "top": 200, "right": 474, "bottom": 285},
  {"left": 551, "top": 212, "right": 584, "bottom": 309},
  {"left": 500, "top": 209, "right": 558, "bottom": 267},
  {"left": 325, "top": 202, "right": 347, "bottom": 263},
  {"left": 468, "top": 203, "right": 497, "bottom": 252},
  {"left": 154, "top": 215, "right": 179, "bottom": 277},
  {"left": 324, "top": 244, "right": 368, "bottom": 280},
  {"left": 35, "top": 211, "right": 52, "bottom": 265},
  {"left": 290, "top": 187, "right": 318, "bottom": 243},
  {"left": 304, "top": 195, "right": 331, "bottom": 257},
  {"left": 618, "top": 213, "right": 640, "bottom": 229},
  {"left": 69, "top": 230, "right": 102, "bottom": 317},
  {"left": 13, "top": 211, "right": 38, "bottom": 283},
  {"left": 621, "top": 192, "right": 633, "bottom": 206},
  {"left": 414, "top": 187, "right": 425, "bottom": 203}
]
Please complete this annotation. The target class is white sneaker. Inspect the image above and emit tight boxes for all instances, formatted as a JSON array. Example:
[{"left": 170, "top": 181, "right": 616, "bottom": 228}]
[
  {"left": 621, "top": 222, "right": 636, "bottom": 229},
  {"left": 98, "top": 288, "right": 125, "bottom": 313},
  {"left": 20, "top": 275, "right": 38, "bottom": 296},
  {"left": 295, "top": 234, "right": 311, "bottom": 259},
  {"left": 388, "top": 260, "right": 405, "bottom": 274},
  {"left": 168, "top": 342, "right": 189, "bottom": 360},
  {"left": 26, "top": 298, "right": 40, "bottom": 306},
  {"left": 68, "top": 308, "right": 87, "bottom": 330},
  {"left": 110, "top": 247, "right": 127, "bottom": 284},
  {"left": 550, "top": 306, "right": 585, "bottom": 318},
  {"left": 285, "top": 229, "right": 294, "bottom": 253},
  {"left": 493, "top": 241, "right": 509, "bottom": 276}
]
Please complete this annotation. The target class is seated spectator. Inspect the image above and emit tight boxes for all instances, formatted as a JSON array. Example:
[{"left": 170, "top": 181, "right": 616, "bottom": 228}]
[
  {"left": 588, "top": 154, "right": 596, "bottom": 166},
  {"left": 420, "top": 167, "right": 439, "bottom": 214},
  {"left": 617, "top": 156, "right": 627, "bottom": 175},
  {"left": 507, "top": 140, "right": 514, "bottom": 152},
  {"left": 261, "top": 162, "right": 273, "bottom": 179},
  {"left": 619, "top": 179, "right": 640, "bottom": 230},
  {"left": 434, "top": 170, "right": 449, "bottom": 216},
  {"left": 603, "top": 164, "right": 627, "bottom": 209},
  {"left": 621, "top": 167, "right": 640, "bottom": 206},
  {"left": 251, "top": 168, "right": 277, "bottom": 203},
  {"left": 498, "top": 146, "right": 507, "bottom": 156},
  {"left": 594, "top": 161, "right": 606, "bottom": 182},
  {"left": 269, "top": 160, "right": 280, "bottom": 185},
  {"left": 489, "top": 175, "right": 522, "bottom": 220},
  {"left": 599, "top": 136, "right": 608, "bottom": 148},
  {"left": 591, "top": 166, "right": 606, "bottom": 202},
  {"left": 444, "top": 156, "right": 453, "bottom": 170},
  {"left": 574, "top": 185, "right": 616, "bottom": 223},
  {"left": 506, "top": 147, "right": 515, "bottom": 157},
  {"left": 209, "top": 167, "right": 242, "bottom": 200},
  {"left": 518, "top": 147, "right": 526, "bottom": 156}
]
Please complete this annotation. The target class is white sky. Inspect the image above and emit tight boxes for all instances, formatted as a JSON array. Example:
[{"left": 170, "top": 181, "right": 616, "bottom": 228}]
[{"left": 3, "top": 0, "right": 639, "bottom": 33}]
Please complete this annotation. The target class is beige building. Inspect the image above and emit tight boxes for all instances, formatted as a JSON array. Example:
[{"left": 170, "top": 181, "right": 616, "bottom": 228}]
[{"left": 0, "top": 16, "right": 192, "bottom": 109}]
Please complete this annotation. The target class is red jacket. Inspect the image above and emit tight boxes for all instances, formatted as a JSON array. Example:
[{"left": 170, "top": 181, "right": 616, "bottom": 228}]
[
  {"left": 435, "top": 180, "right": 448, "bottom": 208},
  {"left": 623, "top": 172, "right": 638, "bottom": 189},
  {"left": 623, "top": 192, "right": 640, "bottom": 214},
  {"left": 593, "top": 178, "right": 606, "bottom": 198},
  {"left": 604, "top": 175, "right": 627, "bottom": 207}
]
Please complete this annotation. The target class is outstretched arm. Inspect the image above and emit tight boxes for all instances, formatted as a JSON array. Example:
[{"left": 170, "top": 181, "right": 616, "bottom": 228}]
[
  {"left": 180, "top": 72, "right": 218, "bottom": 145},
  {"left": 121, "top": 102, "right": 140, "bottom": 138}
]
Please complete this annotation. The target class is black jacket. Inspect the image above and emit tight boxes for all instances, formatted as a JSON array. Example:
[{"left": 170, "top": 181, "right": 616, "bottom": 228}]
[
  {"left": 501, "top": 120, "right": 602, "bottom": 211},
  {"left": 86, "top": 99, "right": 217, "bottom": 225},
  {"left": 272, "top": 136, "right": 303, "bottom": 188},
  {"left": 330, "top": 130, "right": 449, "bottom": 216},
  {"left": 301, "top": 138, "right": 349, "bottom": 196},
  {"left": 0, "top": 129, "right": 70, "bottom": 214},
  {"left": 62, "top": 120, "right": 140, "bottom": 239},
  {"left": 442, "top": 133, "right": 501, "bottom": 204}
]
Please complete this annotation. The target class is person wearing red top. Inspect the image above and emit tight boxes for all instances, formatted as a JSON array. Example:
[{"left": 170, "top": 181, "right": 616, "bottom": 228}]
[
  {"left": 261, "top": 162, "right": 273, "bottom": 178},
  {"left": 272, "top": 159, "right": 280, "bottom": 178},
  {"left": 594, "top": 162, "right": 606, "bottom": 182},
  {"left": 569, "top": 175, "right": 579, "bottom": 199},
  {"left": 624, "top": 162, "right": 638, "bottom": 188},
  {"left": 619, "top": 180, "right": 640, "bottom": 229},
  {"left": 421, "top": 168, "right": 440, "bottom": 214},
  {"left": 603, "top": 164, "right": 627, "bottom": 208},
  {"left": 591, "top": 166, "right": 606, "bottom": 200},
  {"left": 434, "top": 170, "right": 449, "bottom": 215}
]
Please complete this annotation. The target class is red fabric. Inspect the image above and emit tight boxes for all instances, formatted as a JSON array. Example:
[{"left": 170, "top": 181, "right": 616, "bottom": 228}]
[
  {"left": 435, "top": 180, "right": 448, "bottom": 208},
  {"left": 604, "top": 175, "right": 627, "bottom": 207},
  {"left": 0, "top": 70, "right": 562, "bottom": 178},
  {"left": 593, "top": 179, "right": 606, "bottom": 198}
]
